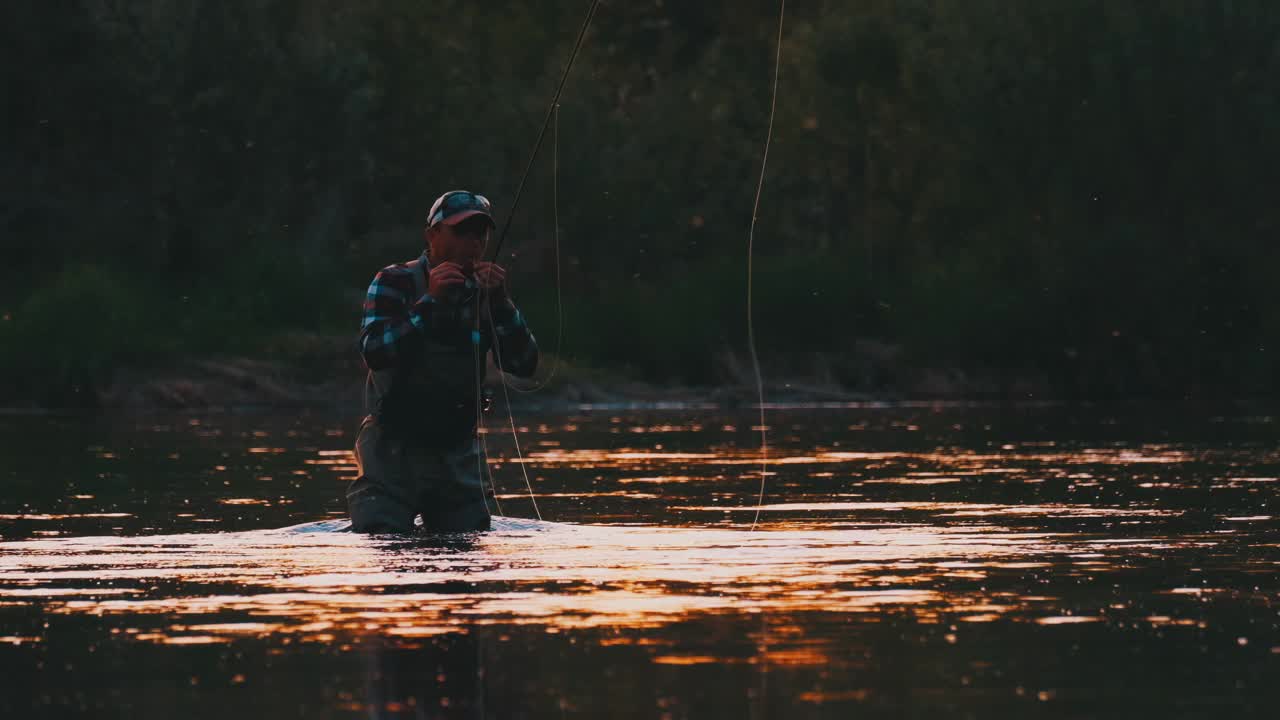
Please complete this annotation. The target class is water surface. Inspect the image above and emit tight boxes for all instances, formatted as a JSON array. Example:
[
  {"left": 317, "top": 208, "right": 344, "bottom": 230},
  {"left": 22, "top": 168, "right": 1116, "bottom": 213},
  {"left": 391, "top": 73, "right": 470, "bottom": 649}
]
[{"left": 1, "top": 406, "right": 1277, "bottom": 717}]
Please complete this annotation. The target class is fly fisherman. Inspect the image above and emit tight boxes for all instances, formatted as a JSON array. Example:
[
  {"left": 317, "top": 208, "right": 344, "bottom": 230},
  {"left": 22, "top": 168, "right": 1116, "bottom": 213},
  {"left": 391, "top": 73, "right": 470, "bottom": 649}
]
[{"left": 348, "top": 190, "right": 539, "bottom": 533}]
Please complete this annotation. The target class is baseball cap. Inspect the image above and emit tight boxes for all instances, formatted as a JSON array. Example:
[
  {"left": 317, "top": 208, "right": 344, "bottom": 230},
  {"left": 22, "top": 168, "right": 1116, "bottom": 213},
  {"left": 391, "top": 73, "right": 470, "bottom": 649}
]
[{"left": 427, "top": 190, "right": 496, "bottom": 229}]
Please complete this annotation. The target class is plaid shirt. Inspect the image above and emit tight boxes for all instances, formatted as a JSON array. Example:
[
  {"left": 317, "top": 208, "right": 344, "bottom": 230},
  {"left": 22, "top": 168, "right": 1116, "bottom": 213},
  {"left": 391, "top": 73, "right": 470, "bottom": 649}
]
[{"left": 359, "top": 251, "right": 538, "bottom": 377}]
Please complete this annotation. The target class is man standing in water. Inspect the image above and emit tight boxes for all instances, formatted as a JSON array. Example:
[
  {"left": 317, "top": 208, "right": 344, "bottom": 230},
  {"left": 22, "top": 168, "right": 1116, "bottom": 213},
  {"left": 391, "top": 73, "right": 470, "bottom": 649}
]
[{"left": 348, "top": 190, "right": 539, "bottom": 533}]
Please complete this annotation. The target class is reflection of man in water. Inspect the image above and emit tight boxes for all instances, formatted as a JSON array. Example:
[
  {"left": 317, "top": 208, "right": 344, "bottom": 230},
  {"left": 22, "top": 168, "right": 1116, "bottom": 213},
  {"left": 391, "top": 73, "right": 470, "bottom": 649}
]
[
  {"left": 348, "top": 190, "right": 539, "bottom": 533},
  {"left": 358, "top": 631, "right": 489, "bottom": 718}
]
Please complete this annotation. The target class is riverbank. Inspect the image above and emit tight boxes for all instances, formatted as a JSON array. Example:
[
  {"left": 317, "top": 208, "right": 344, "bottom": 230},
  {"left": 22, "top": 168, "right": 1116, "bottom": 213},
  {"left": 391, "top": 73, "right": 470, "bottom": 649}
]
[
  {"left": 1, "top": 331, "right": 1079, "bottom": 413},
  {"left": 8, "top": 331, "right": 1274, "bottom": 414}
]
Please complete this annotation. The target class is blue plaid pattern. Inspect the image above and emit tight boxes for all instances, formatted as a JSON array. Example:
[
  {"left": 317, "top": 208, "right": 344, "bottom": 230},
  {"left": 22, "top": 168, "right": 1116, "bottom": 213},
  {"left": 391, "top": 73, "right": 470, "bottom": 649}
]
[{"left": 359, "top": 251, "right": 538, "bottom": 377}]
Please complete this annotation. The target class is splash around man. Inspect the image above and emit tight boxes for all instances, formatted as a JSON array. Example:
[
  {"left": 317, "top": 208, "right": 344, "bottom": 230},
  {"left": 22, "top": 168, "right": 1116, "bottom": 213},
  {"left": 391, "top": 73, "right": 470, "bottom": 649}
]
[{"left": 348, "top": 190, "right": 538, "bottom": 533}]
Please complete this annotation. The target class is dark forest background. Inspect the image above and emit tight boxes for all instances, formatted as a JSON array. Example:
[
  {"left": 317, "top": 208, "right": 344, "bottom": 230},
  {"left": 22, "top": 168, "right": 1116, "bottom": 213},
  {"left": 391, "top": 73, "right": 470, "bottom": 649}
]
[{"left": 3, "top": 0, "right": 1279, "bottom": 405}]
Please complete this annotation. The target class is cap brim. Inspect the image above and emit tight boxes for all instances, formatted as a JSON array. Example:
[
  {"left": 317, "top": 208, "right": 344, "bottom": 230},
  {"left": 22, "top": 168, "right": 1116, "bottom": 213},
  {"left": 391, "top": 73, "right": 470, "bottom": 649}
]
[{"left": 439, "top": 209, "right": 495, "bottom": 227}]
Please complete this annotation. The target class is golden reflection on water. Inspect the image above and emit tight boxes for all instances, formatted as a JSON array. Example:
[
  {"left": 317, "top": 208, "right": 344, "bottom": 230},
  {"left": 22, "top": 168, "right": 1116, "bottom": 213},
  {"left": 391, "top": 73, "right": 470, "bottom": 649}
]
[
  {"left": 509, "top": 446, "right": 1209, "bottom": 469},
  {"left": 2, "top": 425, "right": 1276, "bottom": 668},
  {"left": 674, "top": 502, "right": 1182, "bottom": 517},
  {"left": 0, "top": 512, "right": 1222, "bottom": 657},
  {"left": 0, "top": 513, "right": 133, "bottom": 521}
]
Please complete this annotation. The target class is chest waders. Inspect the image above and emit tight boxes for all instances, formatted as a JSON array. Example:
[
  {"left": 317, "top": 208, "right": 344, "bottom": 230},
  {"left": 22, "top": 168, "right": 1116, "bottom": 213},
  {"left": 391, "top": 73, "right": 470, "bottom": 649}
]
[
  {"left": 349, "top": 259, "right": 492, "bottom": 533},
  {"left": 367, "top": 258, "right": 486, "bottom": 450}
]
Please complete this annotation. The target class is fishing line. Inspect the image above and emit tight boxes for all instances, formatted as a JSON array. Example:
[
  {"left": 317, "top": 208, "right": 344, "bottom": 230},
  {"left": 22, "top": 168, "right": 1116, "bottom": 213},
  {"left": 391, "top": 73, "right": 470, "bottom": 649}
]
[
  {"left": 488, "top": 330, "right": 543, "bottom": 520},
  {"left": 478, "top": 0, "right": 783, "bottom": 530},
  {"left": 474, "top": 299, "right": 504, "bottom": 517},
  {"left": 471, "top": 240, "right": 542, "bottom": 522},
  {"left": 478, "top": 419, "right": 504, "bottom": 517},
  {"left": 747, "top": 0, "right": 786, "bottom": 532},
  {"left": 476, "top": 0, "right": 601, "bottom": 522},
  {"left": 477, "top": 397, "right": 504, "bottom": 517}
]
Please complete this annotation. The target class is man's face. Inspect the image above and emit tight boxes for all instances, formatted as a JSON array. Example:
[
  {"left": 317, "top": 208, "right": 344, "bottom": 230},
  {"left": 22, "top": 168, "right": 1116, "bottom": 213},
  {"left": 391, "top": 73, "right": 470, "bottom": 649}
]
[{"left": 428, "top": 216, "right": 491, "bottom": 270}]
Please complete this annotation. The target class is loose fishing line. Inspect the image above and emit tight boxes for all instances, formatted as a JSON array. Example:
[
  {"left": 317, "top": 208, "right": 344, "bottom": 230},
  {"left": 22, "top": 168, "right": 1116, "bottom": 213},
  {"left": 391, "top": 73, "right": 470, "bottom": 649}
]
[
  {"left": 475, "top": 1, "right": 599, "bottom": 523},
  {"left": 472, "top": 281, "right": 505, "bottom": 517},
  {"left": 478, "top": 415, "right": 503, "bottom": 515},
  {"left": 473, "top": 345, "right": 504, "bottom": 517},
  {"left": 482, "top": 0, "right": 784, "bottom": 529},
  {"left": 490, "top": 325, "right": 543, "bottom": 521},
  {"left": 474, "top": 220, "right": 541, "bottom": 521},
  {"left": 472, "top": 260, "right": 542, "bottom": 521},
  {"left": 746, "top": 0, "right": 786, "bottom": 532}
]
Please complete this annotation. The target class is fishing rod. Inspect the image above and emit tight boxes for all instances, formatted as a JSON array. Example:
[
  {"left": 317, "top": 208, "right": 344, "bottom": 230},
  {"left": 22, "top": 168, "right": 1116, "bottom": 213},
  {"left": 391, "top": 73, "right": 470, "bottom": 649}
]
[
  {"left": 478, "top": 0, "right": 599, "bottom": 521},
  {"left": 488, "top": 0, "right": 601, "bottom": 262}
]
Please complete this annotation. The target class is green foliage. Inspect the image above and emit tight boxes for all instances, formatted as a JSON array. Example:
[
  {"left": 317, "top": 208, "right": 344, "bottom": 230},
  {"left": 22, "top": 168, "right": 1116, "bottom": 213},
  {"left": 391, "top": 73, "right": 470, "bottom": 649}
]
[
  {"left": 4, "top": 1, "right": 1279, "bottom": 400},
  {"left": 0, "top": 265, "right": 156, "bottom": 405}
]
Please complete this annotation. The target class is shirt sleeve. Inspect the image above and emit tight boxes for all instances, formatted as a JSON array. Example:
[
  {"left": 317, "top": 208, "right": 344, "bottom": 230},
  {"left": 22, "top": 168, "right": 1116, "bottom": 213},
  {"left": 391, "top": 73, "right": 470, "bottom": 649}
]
[
  {"left": 358, "top": 269, "right": 434, "bottom": 371},
  {"left": 488, "top": 297, "right": 539, "bottom": 378}
]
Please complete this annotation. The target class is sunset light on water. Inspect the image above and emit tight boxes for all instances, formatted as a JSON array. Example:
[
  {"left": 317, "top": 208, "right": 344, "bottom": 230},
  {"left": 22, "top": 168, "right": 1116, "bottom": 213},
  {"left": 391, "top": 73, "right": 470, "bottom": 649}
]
[
  {"left": 1, "top": 408, "right": 1276, "bottom": 717},
  {"left": 9, "top": 2, "right": 1280, "bottom": 716}
]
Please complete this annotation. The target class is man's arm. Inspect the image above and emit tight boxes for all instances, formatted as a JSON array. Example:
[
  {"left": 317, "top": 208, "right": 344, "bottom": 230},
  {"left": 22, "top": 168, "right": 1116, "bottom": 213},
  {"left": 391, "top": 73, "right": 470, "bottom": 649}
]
[
  {"left": 489, "top": 297, "right": 539, "bottom": 378},
  {"left": 358, "top": 268, "right": 434, "bottom": 371},
  {"left": 472, "top": 262, "right": 538, "bottom": 377}
]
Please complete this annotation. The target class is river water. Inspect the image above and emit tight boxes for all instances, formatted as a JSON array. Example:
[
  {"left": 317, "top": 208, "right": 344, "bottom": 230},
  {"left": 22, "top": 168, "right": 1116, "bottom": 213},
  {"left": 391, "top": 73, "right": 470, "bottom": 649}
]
[{"left": 0, "top": 405, "right": 1276, "bottom": 718}]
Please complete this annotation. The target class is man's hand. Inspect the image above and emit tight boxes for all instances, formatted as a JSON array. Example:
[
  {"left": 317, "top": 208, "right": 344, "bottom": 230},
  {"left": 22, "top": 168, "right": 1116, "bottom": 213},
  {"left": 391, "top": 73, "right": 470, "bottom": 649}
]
[
  {"left": 473, "top": 262, "right": 508, "bottom": 299},
  {"left": 427, "top": 261, "right": 467, "bottom": 301}
]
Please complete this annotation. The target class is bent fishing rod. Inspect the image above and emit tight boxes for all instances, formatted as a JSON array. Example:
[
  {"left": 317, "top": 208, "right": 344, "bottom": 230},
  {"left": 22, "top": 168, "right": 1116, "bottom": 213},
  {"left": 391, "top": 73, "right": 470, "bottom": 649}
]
[{"left": 488, "top": 0, "right": 601, "bottom": 262}]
